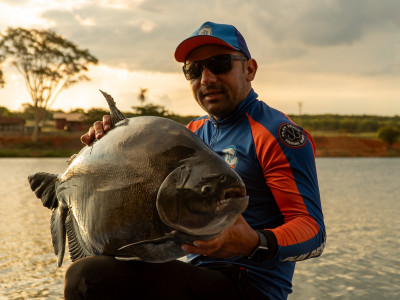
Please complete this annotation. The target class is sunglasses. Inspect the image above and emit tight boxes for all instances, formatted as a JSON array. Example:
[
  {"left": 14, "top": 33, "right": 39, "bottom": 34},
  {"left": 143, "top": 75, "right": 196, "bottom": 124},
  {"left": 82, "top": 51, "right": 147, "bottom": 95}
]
[{"left": 182, "top": 54, "right": 247, "bottom": 80}]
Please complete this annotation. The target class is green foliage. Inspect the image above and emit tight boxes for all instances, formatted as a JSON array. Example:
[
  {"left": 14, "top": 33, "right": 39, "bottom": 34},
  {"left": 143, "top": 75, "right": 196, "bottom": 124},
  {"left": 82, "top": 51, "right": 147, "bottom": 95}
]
[
  {"left": 0, "top": 106, "right": 11, "bottom": 116},
  {"left": 378, "top": 126, "right": 400, "bottom": 148},
  {"left": 69, "top": 108, "right": 86, "bottom": 114},
  {"left": 10, "top": 103, "right": 52, "bottom": 121},
  {"left": 130, "top": 104, "right": 198, "bottom": 125},
  {"left": 290, "top": 114, "right": 400, "bottom": 134},
  {"left": 4, "top": 100, "right": 400, "bottom": 131},
  {"left": 2, "top": 102, "right": 198, "bottom": 126},
  {"left": 131, "top": 104, "right": 168, "bottom": 117},
  {"left": 84, "top": 108, "right": 110, "bottom": 125}
]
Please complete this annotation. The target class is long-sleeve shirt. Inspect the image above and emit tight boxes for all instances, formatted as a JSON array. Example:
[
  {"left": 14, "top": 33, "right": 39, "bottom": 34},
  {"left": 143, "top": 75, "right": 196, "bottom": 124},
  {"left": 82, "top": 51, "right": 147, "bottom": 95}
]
[{"left": 186, "top": 89, "right": 326, "bottom": 300}]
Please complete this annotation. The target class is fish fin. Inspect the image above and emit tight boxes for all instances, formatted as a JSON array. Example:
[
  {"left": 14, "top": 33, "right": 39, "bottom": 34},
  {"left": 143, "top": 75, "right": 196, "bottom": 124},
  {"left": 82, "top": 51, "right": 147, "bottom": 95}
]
[
  {"left": 28, "top": 172, "right": 58, "bottom": 209},
  {"left": 115, "top": 236, "right": 186, "bottom": 263},
  {"left": 65, "top": 214, "right": 93, "bottom": 262},
  {"left": 51, "top": 203, "right": 68, "bottom": 267},
  {"left": 99, "top": 90, "right": 127, "bottom": 127}
]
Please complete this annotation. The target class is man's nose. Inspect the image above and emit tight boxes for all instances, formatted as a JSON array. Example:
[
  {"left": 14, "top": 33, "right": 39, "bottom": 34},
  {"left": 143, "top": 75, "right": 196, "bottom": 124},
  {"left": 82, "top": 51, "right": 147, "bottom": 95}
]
[{"left": 200, "top": 67, "right": 217, "bottom": 85}]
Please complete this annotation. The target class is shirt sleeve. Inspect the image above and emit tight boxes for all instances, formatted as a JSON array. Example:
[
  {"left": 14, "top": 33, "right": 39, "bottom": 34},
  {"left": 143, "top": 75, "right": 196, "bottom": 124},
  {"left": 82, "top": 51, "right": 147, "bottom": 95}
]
[{"left": 248, "top": 115, "right": 326, "bottom": 262}]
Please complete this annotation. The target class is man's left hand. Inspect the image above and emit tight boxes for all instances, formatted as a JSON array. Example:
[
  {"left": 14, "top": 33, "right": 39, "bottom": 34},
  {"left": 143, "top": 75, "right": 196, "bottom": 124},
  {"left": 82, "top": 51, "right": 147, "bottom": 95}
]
[{"left": 181, "top": 215, "right": 259, "bottom": 259}]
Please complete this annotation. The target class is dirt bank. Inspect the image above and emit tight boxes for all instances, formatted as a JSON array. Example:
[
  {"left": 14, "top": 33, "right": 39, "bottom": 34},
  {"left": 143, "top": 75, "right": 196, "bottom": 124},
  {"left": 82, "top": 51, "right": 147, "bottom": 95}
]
[
  {"left": 0, "top": 134, "right": 84, "bottom": 157},
  {"left": 1, "top": 134, "right": 399, "bottom": 157},
  {"left": 314, "top": 136, "right": 400, "bottom": 157}
]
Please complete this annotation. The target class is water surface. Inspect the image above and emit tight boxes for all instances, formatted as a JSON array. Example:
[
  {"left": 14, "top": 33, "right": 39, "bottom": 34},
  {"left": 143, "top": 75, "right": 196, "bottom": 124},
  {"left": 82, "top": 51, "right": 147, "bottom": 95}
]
[
  {"left": 0, "top": 158, "right": 399, "bottom": 299},
  {"left": 291, "top": 158, "right": 400, "bottom": 299}
]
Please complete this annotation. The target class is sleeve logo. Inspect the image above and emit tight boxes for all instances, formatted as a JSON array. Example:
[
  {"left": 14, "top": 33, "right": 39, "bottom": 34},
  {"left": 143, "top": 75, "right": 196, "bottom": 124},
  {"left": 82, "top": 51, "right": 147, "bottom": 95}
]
[{"left": 278, "top": 123, "right": 306, "bottom": 148}]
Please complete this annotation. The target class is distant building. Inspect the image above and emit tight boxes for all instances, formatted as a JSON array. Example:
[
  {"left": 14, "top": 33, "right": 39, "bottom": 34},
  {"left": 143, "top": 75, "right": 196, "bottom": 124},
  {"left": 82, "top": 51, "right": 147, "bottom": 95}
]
[
  {"left": 53, "top": 112, "right": 86, "bottom": 131},
  {"left": 0, "top": 116, "right": 25, "bottom": 135}
]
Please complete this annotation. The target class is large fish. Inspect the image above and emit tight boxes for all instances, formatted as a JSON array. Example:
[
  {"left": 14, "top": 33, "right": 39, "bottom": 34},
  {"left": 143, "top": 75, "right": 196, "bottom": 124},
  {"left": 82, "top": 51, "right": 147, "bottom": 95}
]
[{"left": 28, "top": 91, "right": 248, "bottom": 267}]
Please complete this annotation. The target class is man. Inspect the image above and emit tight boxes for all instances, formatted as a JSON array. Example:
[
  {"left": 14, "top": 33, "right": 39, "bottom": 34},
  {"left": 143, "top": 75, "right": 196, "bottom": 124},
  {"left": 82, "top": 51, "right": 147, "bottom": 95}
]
[{"left": 68, "top": 21, "right": 325, "bottom": 300}]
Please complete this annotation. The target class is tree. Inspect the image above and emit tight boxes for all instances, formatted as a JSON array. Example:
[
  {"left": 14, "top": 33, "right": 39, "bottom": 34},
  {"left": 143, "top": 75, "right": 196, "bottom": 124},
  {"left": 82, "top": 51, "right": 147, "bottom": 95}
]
[
  {"left": 131, "top": 103, "right": 169, "bottom": 117},
  {"left": 0, "top": 106, "right": 11, "bottom": 116},
  {"left": 378, "top": 126, "right": 400, "bottom": 149},
  {"left": 138, "top": 88, "right": 148, "bottom": 107},
  {"left": 85, "top": 108, "right": 110, "bottom": 125},
  {"left": 0, "top": 27, "right": 98, "bottom": 141},
  {"left": 0, "top": 69, "right": 4, "bottom": 88}
]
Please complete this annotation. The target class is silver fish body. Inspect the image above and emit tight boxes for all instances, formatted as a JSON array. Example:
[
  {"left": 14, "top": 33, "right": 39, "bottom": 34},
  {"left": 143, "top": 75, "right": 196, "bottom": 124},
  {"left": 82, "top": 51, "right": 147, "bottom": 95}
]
[{"left": 28, "top": 93, "right": 248, "bottom": 266}]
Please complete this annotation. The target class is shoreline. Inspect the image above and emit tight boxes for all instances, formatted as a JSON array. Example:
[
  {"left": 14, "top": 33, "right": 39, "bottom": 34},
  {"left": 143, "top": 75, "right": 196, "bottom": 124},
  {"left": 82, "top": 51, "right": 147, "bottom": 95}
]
[{"left": 1, "top": 134, "right": 399, "bottom": 158}]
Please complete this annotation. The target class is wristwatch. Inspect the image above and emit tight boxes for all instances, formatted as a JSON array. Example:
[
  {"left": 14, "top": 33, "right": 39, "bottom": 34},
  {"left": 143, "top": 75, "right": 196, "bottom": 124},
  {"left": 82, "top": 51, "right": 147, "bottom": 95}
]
[{"left": 248, "top": 230, "right": 269, "bottom": 263}]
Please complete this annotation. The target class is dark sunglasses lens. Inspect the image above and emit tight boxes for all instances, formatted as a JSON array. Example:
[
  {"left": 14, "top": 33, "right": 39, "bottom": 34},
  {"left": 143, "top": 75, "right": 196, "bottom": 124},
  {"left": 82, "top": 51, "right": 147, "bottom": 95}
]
[
  {"left": 183, "top": 54, "right": 234, "bottom": 80},
  {"left": 207, "top": 55, "right": 232, "bottom": 74},
  {"left": 183, "top": 62, "right": 201, "bottom": 80}
]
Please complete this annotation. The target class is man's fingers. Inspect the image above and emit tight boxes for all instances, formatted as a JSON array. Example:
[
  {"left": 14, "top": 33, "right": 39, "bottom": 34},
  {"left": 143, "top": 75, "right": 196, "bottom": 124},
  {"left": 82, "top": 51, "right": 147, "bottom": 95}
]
[
  {"left": 80, "top": 115, "right": 111, "bottom": 146},
  {"left": 93, "top": 121, "right": 105, "bottom": 139},
  {"left": 181, "top": 236, "right": 222, "bottom": 256},
  {"left": 103, "top": 115, "right": 111, "bottom": 131},
  {"left": 80, "top": 126, "right": 95, "bottom": 145}
]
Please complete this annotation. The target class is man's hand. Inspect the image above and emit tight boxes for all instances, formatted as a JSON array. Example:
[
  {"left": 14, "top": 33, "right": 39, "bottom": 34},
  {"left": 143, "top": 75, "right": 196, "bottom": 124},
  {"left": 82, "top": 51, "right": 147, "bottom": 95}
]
[
  {"left": 80, "top": 115, "right": 112, "bottom": 145},
  {"left": 181, "top": 215, "right": 259, "bottom": 259}
]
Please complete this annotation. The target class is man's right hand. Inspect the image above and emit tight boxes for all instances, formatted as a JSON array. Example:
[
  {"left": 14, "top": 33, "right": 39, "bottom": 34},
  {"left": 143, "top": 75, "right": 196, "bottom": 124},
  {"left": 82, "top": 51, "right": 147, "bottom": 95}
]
[{"left": 80, "top": 115, "right": 112, "bottom": 145}]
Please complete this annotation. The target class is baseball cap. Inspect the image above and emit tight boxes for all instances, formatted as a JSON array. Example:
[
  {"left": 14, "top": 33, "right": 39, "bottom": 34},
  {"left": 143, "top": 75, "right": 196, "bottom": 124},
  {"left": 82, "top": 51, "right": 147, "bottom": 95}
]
[{"left": 174, "top": 21, "right": 251, "bottom": 62}]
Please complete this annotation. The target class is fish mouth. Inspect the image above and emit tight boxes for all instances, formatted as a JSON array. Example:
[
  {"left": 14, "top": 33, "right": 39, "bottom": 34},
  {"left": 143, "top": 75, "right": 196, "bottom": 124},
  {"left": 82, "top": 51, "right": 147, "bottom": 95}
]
[{"left": 216, "top": 187, "right": 248, "bottom": 211}]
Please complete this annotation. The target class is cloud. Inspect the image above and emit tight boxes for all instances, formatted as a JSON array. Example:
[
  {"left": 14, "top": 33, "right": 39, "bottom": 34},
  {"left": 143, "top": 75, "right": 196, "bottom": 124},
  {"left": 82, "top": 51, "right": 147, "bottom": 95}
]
[
  {"left": 0, "top": 0, "right": 30, "bottom": 5},
  {"left": 40, "top": 2, "right": 182, "bottom": 72},
  {"left": 1, "top": 0, "right": 400, "bottom": 116},
  {"left": 254, "top": 0, "right": 400, "bottom": 47},
  {"left": 2, "top": 0, "right": 399, "bottom": 82}
]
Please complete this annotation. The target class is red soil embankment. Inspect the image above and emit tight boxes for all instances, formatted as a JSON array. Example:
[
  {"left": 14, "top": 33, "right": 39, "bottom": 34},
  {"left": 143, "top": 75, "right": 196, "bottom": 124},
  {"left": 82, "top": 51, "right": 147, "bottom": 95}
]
[
  {"left": 1, "top": 135, "right": 399, "bottom": 157},
  {"left": 313, "top": 136, "right": 400, "bottom": 157}
]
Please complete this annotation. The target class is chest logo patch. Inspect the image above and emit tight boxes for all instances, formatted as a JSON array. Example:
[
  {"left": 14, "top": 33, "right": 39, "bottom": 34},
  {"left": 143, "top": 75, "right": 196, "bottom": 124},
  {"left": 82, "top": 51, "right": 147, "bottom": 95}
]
[
  {"left": 222, "top": 145, "right": 238, "bottom": 169},
  {"left": 278, "top": 123, "right": 306, "bottom": 148}
]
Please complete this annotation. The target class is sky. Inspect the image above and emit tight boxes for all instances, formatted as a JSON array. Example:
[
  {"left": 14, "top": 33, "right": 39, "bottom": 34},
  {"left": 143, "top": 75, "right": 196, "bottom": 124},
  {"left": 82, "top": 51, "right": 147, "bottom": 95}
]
[{"left": 0, "top": 0, "right": 399, "bottom": 117}]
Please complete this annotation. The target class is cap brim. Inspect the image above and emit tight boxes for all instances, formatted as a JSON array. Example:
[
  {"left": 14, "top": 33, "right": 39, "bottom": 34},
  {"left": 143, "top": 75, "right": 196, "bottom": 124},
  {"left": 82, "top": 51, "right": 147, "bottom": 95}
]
[{"left": 174, "top": 36, "right": 237, "bottom": 62}]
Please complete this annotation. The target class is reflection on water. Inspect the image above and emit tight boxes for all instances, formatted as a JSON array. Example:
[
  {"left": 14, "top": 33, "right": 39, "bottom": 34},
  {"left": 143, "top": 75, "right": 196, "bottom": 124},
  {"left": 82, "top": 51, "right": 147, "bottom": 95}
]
[
  {"left": 1, "top": 158, "right": 400, "bottom": 299},
  {"left": 0, "top": 158, "right": 71, "bottom": 300},
  {"left": 291, "top": 158, "right": 400, "bottom": 300}
]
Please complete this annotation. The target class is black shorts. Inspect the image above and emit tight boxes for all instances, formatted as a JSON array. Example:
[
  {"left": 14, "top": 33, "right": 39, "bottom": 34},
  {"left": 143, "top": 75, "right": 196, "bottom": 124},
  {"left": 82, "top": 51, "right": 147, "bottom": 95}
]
[{"left": 64, "top": 255, "right": 269, "bottom": 300}]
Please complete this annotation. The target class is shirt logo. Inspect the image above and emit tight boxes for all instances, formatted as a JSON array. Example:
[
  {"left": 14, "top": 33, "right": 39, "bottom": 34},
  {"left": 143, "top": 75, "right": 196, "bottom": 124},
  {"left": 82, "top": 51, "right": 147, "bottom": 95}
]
[
  {"left": 198, "top": 25, "right": 212, "bottom": 36},
  {"left": 278, "top": 123, "right": 306, "bottom": 148},
  {"left": 222, "top": 145, "right": 238, "bottom": 168}
]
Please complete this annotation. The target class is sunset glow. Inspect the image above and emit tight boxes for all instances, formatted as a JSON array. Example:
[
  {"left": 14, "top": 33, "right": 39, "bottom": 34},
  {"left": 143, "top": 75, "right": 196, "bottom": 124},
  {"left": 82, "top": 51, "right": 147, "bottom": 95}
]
[{"left": 1, "top": 0, "right": 399, "bottom": 116}]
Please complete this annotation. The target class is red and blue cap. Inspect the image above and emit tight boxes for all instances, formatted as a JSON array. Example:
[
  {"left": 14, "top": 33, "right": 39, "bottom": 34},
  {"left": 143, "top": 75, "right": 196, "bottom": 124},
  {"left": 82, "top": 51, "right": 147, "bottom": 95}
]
[{"left": 174, "top": 21, "right": 251, "bottom": 62}]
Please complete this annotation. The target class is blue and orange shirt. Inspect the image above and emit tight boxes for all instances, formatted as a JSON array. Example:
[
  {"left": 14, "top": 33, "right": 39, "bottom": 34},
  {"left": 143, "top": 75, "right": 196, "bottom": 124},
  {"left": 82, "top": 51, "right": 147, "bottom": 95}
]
[{"left": 187, "top": 90, "right": 326, "bottom": 300}]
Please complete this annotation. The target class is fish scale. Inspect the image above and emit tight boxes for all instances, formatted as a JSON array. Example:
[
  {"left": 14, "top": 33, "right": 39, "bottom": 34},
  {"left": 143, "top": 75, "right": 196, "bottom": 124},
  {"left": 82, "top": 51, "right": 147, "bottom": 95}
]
[{"left": 28, "top": 91, "right": 249, "bottom": 266}]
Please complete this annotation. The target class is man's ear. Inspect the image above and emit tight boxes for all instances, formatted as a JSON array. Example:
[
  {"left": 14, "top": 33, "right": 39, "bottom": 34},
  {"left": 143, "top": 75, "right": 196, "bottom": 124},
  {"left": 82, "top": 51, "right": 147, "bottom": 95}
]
[{"left": 246, "top": 58, "right": 258, "bottom": 82}]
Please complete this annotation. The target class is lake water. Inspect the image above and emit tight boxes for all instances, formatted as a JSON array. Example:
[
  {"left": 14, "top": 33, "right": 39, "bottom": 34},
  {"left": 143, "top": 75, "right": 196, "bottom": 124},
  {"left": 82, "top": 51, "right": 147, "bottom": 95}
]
[{"left": 0, "top": 157, "right": 399, "bottom": 299}]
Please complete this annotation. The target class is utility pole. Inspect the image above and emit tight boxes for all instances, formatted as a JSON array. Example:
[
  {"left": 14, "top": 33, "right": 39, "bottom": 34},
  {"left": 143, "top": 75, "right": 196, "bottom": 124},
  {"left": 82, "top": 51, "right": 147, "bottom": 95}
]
[
  {"left": 298, "top": 101, "right": 303, "bottom": 116},
  {"left": 298, "top": 101, "right": 303, "bottom": 126}
]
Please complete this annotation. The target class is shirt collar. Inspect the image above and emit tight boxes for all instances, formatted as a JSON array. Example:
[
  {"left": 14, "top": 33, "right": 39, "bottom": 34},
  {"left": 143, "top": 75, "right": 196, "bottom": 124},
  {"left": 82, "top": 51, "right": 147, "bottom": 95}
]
[{"left": 208, "top": 89, "right": 258, "bottom": 125}]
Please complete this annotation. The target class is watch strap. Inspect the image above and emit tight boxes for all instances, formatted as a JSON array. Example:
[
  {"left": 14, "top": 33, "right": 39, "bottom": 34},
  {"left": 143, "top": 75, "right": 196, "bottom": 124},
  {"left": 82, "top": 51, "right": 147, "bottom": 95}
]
[{"left": 248, "top": 230, "right": 269, "bottom": 262}]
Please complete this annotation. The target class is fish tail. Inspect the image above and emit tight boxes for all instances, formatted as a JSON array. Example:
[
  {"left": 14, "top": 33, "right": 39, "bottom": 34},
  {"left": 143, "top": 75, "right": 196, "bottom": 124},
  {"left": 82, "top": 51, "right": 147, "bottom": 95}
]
[
  {"left": 28, "top": 172, "right": 58, "bottom": 209},
  {"left": 99, "top": 90, "right": 127, "bottom": 127}
]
